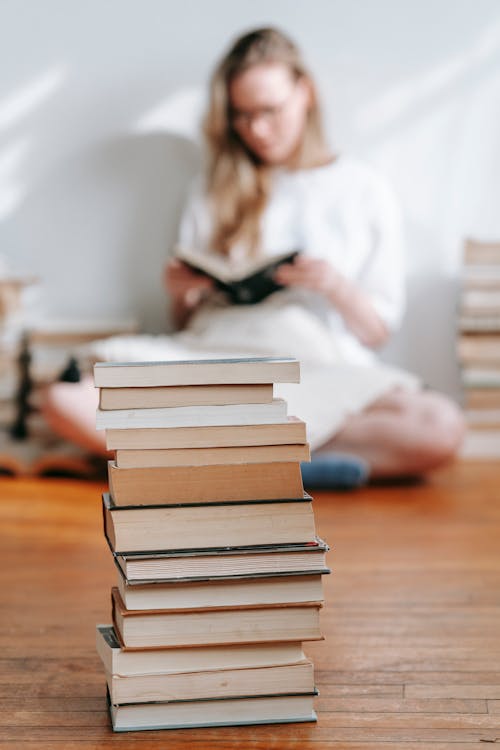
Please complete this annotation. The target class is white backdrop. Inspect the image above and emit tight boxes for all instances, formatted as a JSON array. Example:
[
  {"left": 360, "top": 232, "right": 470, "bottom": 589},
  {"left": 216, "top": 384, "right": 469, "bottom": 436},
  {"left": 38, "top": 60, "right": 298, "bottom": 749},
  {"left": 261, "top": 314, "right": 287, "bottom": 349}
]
[{"left": 1, "top": 0, "right": 500, "bottom": 400}]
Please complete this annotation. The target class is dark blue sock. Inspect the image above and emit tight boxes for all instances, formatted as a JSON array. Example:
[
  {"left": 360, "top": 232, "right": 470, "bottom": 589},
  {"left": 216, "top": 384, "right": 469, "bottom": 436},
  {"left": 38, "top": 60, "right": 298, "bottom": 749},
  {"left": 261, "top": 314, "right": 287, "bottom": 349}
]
[{"left": 301, "top": 452, "right": 369, "bottom": 490}]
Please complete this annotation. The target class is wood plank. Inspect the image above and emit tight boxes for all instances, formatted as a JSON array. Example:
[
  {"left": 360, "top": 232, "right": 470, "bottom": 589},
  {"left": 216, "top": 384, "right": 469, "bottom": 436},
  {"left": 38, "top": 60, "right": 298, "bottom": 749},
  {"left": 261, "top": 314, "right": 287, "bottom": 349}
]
[{"left": 0, "top": 461, "right": 499, "bottom": 747}]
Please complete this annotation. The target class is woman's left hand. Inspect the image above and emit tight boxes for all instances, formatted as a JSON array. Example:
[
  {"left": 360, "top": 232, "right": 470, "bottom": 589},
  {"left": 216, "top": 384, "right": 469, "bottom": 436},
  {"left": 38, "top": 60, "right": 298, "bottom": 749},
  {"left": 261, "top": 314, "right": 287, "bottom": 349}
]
[
  {"left": 275, "top": 254, "right": 389, "bottom": 348},
  {"left": 274, "top": 255, "right": 342, "bottom": 298}
]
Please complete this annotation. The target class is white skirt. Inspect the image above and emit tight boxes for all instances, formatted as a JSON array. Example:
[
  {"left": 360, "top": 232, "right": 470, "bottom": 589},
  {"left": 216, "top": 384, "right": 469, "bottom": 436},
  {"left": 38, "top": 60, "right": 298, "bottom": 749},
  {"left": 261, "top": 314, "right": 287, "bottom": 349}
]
[{"left": 88, "top": 300, "right": 419, "bottom": 451}]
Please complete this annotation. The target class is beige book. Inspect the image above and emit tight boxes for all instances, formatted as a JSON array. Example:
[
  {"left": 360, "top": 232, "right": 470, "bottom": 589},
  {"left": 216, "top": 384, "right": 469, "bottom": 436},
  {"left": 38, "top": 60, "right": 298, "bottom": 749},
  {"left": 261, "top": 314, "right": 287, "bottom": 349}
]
[
  {"left": 463, "top": 265, "right": 500, "bottom": 288},
  {"left": 115, "top": 442, "right": 310, "bottom": 469},
  {"left": 94, "top": 356, "right": 300, "bottom": 388},
  {"left": 117, "top": 573, "right": 325, "bottom": 611},
  {"left": 106, "top": 659, "right": 315, "bottom": 705},
  {"left": 108, "top": 460, "right": 304, "bottom": 506},
  {"left": 464, "top": 408, "right": 500, "bottom": 427},
  {"left": 105, "top": 416, "right": 307, "bottom": 450},
  {"left": 464, "top": 389, "right": 500, "bottom": 409},
  {"left": 103, "top": 494, "right": 316, "bottom": 554},
  {"left": 457, "top": 335, "right": 500, "bottom": 365},
  {"left": 112, "top": 587, "right": 323, "bottom": 649},
  {"left": 96, "top": 625, "right": 306, "bottom": 676},
  {"left": 459, "top": 315, "right": 500, "bottom": 332},
  {"left": 99, "top": 383, "right": 273, "bottom": 410},
  {"left": 464, "top": 239, "right": 500, "bottom": 265}
]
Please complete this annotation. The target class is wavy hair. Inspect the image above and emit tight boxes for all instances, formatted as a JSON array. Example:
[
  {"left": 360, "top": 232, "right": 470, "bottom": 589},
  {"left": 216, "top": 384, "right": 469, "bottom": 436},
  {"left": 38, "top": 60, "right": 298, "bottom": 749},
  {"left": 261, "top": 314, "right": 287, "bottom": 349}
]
[{"left": 203, "top": 27, "right": 330, "bottom": 256}]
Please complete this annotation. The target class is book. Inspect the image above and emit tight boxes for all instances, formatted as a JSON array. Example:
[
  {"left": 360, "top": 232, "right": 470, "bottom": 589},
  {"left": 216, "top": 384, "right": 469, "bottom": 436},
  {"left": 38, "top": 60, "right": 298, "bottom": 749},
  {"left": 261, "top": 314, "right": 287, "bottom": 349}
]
[
  {"left": 457, "top": 335, "right": 500, "bottom": 366},
  {"left": 116, "top": 572, "right": 325, "bottom": 611},
  {"left": 106, "top": 659, "right": 314, "bottom": 704},
  {"left": 94, "top": 356, "right": 300, "bottom": 388},
  {"left": 462, "top": 265, "right": 500, "bottom": 288},
  {"left": 96, "top": 398, "right": 288, "bottom": 430},
  {"left": 464, "top": 389, "right": 500, "bottom": 409},
  {"left": 108, "top": 691, "right": 317, "bottom": 731},
  {"left": 111, "top": 587, "right": 323, "bottom": 648},
  {"left": 105, "top": 416, "right": 307, "bottom": 450},
  {"left": 460, "top": 428, "right": 500, "bottom": 458},
  {"left": 0, "top": 429, "right": 97, "bottom": 479},
  {"left": 176, "top": 247, "right": 300, "bottom": 305},
  {"left": 464, "top": 408, "right": 500, "bottom": 427},
  {"left": 114, "top": 538, "right": 329, "bottom": 582},
  {"left": 464, "top": 239, "right": 500, "bottom": 265},
  {"left": 114, "top": 442, "right": 310, "bottom": 469},
  {"left": 103, "top": 493, "right": 316, "bottom": 552},
  {"left": 107, "top": 460, "right": 304, "bottom": 506},
  {"left": 99, "top": 383, "right": 274, "bottom": 410},
  {"left": 459, "top": 315, "right": 500, "bottom": 332},
  {"left": 462, "top": 368, "right": 500, "bottom": 388},
  {"left": 461, "top": 289, "right": 500, "bottom": 315},
  {"left": 96, "top": 625, "right": 307, "bottom": 676}
]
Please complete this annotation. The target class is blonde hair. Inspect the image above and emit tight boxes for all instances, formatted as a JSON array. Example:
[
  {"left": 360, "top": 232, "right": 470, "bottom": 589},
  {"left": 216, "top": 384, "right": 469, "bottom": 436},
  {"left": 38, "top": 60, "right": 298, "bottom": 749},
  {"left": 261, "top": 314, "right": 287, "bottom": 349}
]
[{"left": 203, "top": 27, "right": 330, "bottom": 256}]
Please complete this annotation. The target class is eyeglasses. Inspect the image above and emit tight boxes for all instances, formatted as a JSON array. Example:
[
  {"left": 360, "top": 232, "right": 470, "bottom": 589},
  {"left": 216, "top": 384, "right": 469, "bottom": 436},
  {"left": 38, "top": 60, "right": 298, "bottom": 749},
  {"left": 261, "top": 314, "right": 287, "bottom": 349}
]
[{"left": 230, "top": 86, "right": 298, "bottom": 129}]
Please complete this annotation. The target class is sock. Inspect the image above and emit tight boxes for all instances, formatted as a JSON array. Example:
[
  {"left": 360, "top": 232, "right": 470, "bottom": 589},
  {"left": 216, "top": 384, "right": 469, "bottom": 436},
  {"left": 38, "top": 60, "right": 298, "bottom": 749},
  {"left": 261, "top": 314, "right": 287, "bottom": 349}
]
[{"left": 301, "top": 452, "right": 369, "bottom": 490}]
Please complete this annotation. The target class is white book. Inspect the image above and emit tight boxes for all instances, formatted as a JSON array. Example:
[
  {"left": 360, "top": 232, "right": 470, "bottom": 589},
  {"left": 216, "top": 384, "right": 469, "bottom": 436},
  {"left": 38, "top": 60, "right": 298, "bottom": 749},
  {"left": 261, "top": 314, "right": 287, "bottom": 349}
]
[
  {"left": 462, "top": 368, "right": 500, "bottom": 388},
  {"left": 96, "top": 398, "right": 287, "bottom": 430}
]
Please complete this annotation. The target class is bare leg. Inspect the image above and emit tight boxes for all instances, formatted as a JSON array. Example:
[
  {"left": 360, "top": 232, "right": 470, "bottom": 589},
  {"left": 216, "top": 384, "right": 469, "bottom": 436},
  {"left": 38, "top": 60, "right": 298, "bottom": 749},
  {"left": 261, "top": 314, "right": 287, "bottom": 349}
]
[
  {"left": 41, "top": 375, "right": 110, "bottom": 457},
  {"left": 319, "top": 387, "right": 465, "bottom": 478}
]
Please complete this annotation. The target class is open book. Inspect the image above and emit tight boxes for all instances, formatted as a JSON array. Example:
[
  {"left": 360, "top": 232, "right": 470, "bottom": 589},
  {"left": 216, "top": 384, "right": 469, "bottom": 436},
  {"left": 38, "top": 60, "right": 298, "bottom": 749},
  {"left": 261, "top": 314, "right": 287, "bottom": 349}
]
[{"left": 176, "top": 247, "right": 300, "bottom": 305}]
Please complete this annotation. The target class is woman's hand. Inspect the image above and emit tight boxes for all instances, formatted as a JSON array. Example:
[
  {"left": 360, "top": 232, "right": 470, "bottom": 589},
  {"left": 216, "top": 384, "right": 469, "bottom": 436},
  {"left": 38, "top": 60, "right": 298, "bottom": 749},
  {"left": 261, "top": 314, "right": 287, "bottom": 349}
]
[
  {"left": 164, "top": 259, "right": 214, "bottom": 330},
  {"left": 274, "top": 255, "right": 342, "bottom": 298},
  {"left": 164, "top": 259, "right": 214, "bottom": 307},
  {"left": 275, "top": 254, "right": 389, "bottom": 348}
]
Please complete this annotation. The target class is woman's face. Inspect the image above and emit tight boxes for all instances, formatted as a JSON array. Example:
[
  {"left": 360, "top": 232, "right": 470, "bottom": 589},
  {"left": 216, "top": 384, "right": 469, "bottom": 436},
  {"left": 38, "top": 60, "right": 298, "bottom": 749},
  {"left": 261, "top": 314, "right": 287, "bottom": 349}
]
[{"left": 229, "top": 62, "right": 311, "bottom": 166}]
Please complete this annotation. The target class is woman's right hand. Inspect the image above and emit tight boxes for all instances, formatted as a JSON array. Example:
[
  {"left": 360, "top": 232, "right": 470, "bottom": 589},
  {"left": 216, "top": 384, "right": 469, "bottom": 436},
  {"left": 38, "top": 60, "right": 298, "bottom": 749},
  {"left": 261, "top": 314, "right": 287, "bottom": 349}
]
[{"left": 164, "top": 259, "right": 214, "bottom": 309}]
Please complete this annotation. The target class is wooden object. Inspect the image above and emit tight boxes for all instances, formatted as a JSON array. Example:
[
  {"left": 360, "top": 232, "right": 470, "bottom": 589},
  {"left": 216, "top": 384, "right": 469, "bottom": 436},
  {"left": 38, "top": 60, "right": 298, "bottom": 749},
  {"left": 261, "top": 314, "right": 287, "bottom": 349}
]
[{"left": 1, "top": 462, "right": 499, "bottom": 746}]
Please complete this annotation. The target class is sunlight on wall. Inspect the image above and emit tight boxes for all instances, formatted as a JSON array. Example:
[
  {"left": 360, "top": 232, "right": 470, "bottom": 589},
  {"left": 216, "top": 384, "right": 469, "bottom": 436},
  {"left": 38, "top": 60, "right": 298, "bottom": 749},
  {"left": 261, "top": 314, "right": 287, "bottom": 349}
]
[
  {"left": 133, "top": 87, "right": 205, "bottom": 141},
  {"left": 357, "top": 19, "right": 500, "bottom": 132},
  {"left": 0, "top": 140, "right": 31, "bottom": 220},
  {"left": 0, "top": 66, "right": 67, "bottom": 221},
  {"left": 0, "top": 67, "right": 67, "bottom": 133}
]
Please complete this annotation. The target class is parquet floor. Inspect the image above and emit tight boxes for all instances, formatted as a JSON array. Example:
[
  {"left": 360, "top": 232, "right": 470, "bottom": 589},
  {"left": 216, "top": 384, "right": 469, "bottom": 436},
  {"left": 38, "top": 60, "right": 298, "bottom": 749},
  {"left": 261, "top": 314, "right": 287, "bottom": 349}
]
[{"left": 0, "top": 461, "right": 499, "bottom": 748}]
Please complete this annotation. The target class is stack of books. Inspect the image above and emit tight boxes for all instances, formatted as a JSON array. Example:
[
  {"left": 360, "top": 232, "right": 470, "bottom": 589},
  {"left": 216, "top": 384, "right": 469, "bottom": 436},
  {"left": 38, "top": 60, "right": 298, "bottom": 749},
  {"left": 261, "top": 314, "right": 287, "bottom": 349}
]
[
  {"left": 458, "top": 239, "right": 500, "bottom": 457},
  {"left": 94, "top": 356, "right": 330, "bottom": 732}
]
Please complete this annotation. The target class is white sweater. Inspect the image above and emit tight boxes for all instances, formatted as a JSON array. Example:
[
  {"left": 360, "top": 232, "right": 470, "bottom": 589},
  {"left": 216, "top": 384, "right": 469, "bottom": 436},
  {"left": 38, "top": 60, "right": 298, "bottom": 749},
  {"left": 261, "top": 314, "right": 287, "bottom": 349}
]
[{"left": 177, "top": 155, "right": 405, "bottom": 365}]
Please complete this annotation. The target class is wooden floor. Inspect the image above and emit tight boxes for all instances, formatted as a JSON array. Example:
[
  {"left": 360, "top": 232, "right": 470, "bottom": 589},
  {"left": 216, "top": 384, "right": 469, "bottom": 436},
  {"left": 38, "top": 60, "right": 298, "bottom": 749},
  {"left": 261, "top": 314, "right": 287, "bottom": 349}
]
[{"left": 1, "top": 461, "right": 499, "bottom": 748}]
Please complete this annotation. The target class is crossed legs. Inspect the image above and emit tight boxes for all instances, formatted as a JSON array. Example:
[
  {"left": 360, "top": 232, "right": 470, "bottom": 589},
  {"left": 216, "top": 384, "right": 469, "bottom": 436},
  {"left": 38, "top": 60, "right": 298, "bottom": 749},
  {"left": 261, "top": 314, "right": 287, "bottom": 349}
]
[
  {"left": 41, "top": 377, "right": 465, "bottom": 478},
  {"left": 320, "top": 387, "right": 465, "bottom": 477}
]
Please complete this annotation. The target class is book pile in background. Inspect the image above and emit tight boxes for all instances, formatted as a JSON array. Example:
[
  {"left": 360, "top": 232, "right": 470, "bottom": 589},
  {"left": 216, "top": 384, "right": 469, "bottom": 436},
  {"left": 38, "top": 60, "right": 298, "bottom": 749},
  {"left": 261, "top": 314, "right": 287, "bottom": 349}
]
[
  {"left": 0, "top": 314, "right": 137, "bottom": 477},
  {"left": 94, "top": 356, "right": 330, "bottom": 732},
  {"left": 458, "top": 239, "right": 500, "bottom": 458}
]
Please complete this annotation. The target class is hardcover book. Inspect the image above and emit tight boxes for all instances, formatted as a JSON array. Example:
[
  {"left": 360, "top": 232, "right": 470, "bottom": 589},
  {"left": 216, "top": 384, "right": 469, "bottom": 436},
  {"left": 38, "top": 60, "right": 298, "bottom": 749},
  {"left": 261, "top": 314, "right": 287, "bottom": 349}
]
[
  {"left": 108, "top": 690, "right": 317, "bottom": 732},
  {"left": 115, "top": 572, "right": 325, "bottom": 611},
  {"left": 114, "top": 538, "right": 329, "bottom": 582},
  {"left": 111, "top": 587, "right": 323, "bottom": 649},
  {"left": 176, "top": 247, "right": 299, "bottom": 305},
  {"left": 106, "top": 659, "right": 314, "bottom": 704},
  {"left": 102, "top": 493, "right": 316, "bottom": 553}
]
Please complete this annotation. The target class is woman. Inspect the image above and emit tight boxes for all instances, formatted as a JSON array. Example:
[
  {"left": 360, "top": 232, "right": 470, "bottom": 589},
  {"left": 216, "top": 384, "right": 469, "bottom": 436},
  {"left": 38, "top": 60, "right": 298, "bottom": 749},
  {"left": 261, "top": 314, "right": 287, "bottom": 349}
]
[{"left": 44, "top": 27, "right": 464, "bottom": 480}]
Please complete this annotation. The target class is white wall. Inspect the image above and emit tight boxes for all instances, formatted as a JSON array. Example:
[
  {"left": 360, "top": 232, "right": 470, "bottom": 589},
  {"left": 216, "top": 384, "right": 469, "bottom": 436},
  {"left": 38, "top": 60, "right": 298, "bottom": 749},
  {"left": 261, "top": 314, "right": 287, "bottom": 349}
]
[{"left": 2, "top": 0, "right": 500, "bottom": 399}]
